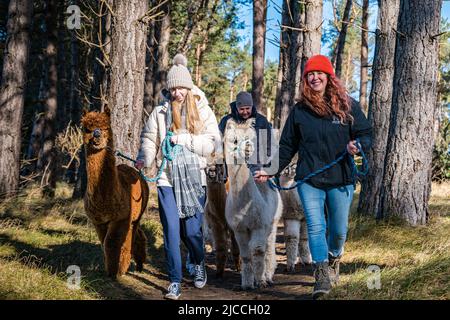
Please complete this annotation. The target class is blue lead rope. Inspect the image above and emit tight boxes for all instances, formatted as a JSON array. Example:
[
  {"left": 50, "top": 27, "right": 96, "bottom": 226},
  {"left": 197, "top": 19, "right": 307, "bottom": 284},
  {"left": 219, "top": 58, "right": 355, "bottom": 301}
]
[
  {"left": 268, "top": 138, "right": 369, "bottom": 191},
  {"left": 114, "top": 131, "right": 182, "bottom": 183}
]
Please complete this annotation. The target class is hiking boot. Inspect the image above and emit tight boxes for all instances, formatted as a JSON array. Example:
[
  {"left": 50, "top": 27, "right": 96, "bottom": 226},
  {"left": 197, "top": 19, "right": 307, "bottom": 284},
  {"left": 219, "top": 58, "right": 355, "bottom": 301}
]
[
  {"left": 194, "top": 261, "right": 207, "bottom": 288},
  {"left": 312, "top": 261, "right": 331, "bottom": 300},
  {"left": 328, "top": 253, "right": 341, "bottom": 287},
  {"left": 164, "top": 282, "right": 181, "bottom": 300}
]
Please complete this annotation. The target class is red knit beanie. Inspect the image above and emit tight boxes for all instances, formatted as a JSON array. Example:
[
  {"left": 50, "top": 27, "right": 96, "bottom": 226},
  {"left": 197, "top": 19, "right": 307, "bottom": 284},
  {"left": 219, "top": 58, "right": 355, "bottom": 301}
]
[{"left": 303, "top": 55, "right": 335, "bottom": 78}]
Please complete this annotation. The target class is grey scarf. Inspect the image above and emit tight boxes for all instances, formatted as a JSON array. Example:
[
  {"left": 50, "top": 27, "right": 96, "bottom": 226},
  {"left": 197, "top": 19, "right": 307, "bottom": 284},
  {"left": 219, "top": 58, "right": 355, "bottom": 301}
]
[{"left": 166, "top": 102, "right": 205, "bottom": 219}]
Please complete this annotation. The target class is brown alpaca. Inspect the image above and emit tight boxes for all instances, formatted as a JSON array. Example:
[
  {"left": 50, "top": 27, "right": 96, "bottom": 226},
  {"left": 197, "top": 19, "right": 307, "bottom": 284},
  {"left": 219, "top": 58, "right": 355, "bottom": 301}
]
[
  {"left": 81, "top": 107, "right": 149, "bottom": 279},
  {"left": 204, "top": 164, "right": 240, "bottom": 278}
]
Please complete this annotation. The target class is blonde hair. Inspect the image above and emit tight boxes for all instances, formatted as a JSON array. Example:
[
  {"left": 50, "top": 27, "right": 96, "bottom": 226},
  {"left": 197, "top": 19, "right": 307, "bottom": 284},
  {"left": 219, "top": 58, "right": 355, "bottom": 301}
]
[{"left": 171, "top": 90, "right": 203, "bottom": 134}]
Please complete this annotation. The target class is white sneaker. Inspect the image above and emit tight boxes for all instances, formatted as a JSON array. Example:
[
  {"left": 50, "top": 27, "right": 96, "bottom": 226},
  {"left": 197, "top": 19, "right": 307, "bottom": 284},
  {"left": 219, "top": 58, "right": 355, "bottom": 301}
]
[
  {"left": 194, "top": 262, "right": 207, "bottom": 289},
  {"left": 164, "top": 282, "right": 181, "bottom": 300}
]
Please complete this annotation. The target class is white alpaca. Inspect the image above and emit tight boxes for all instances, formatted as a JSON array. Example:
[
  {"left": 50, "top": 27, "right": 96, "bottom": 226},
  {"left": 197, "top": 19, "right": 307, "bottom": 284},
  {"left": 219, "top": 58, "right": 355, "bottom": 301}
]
[
  {"left": 279, "top": 161, "right": 312, "bottom": 272},
  {"left": 223, "top": 119, "right": 282, "bottom": 289}
]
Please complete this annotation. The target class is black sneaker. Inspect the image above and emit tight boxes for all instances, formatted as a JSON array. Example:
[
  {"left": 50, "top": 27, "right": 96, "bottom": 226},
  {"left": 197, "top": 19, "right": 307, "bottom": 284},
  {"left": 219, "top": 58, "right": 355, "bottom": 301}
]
[
  {"left": 312, "top": 262, "right": 331, "bottom": 300},
  {"left": 164, "top": 282, "right": 181, "bottom": 300},
  {"left": 194, "top": 261, "right": 207, "bottom": 288},
  {"left": 328, "top": 254, "right": 341, "bottom": 287}
]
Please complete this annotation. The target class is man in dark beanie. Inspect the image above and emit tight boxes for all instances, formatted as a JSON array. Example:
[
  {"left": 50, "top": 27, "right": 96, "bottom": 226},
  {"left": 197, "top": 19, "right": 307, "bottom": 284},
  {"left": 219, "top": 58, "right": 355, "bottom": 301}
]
[{"left": 218, "top": 91, "right": 273, "bottom": 176}]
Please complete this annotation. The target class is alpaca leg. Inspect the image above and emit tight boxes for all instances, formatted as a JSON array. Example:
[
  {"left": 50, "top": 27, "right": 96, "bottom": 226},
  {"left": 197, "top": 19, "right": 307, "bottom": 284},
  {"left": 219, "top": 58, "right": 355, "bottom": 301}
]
[
  {"left": 94, "top": 223, "right": 108, "bottom": 269},
  {"left": 210, "top": 220, "right": 228, "bottom": 278},
  {"left": 94, "top": 223, "right": 108, "bottom": 245},
  {"left": 118, "top": 222, "right": 134, "bottom": 275},
  {"left": 264, "top": 220, "right": 279, "bottom": 285},
  {"left": 104, "top": 219, "right": 132, "bottom": 278},
  {"left": 249, "top": 228, "right": 268, "bottom": 288},
  {"left": 229, "top": 228, "right": 241, "bottom": 272},
  {"left": 132, "top": 224, "right": 147, "bottom": 272},
  {"left": 284, "top": 219, "right": 300, "bottom": 272},
  {"left": 298, "top": 217, "right": 312, "bottom": 265},
  {"left": 234, "top": 231, "right": 253, "bottom": 290}
]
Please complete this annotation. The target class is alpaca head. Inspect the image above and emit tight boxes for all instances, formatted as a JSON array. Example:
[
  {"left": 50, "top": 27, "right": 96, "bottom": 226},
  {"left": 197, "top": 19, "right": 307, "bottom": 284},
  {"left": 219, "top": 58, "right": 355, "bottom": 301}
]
[
  {"left": 223, "top": 118, "right": 256, "bottom": 166},
  {"left": 81, "top": 106, "right": 113, "bottom": 151},
  {"left": 206, "top": 164, "right": 226, "bottom": 184},
  {"left": 281, "top": 154, "right": 299, "bottom": 179}
]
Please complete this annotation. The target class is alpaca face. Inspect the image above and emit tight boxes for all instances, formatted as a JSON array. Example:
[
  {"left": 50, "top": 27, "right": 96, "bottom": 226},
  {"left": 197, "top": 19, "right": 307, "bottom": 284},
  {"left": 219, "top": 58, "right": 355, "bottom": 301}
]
[
  {"left": 206, "top": 164, "right": 225, "bottom": 183},
  {"left": 281, "top": 163, "right": 297, "bottom": 179},
  {"left": 223, "top": 119, "right": 257, "bottom": 165},
  {"left": 81, "top": 110, "right": 112, "bottom": 151}
]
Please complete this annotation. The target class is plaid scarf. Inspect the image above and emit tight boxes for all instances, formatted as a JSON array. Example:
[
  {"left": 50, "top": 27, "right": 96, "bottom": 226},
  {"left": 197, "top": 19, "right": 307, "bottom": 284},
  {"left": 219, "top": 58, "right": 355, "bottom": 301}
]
[{"left": 166, "top": 102, "right": 205, "bottom": 219}]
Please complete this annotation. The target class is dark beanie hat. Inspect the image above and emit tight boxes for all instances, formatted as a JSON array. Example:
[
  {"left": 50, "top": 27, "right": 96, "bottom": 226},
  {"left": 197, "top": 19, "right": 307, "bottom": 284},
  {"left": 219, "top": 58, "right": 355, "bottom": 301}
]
[
  {"left": 236, "top": 91, "right": 253, "bottom": 108},
  {"left": 303, "top": 55, "right": 335, "bottom": 78}
]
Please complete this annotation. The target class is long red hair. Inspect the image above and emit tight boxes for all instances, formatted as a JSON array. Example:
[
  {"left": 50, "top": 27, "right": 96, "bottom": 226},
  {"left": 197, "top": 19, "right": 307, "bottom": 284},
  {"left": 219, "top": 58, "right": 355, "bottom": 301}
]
[{"left": 300, "top": 75, "right": 353, "bottom": 124}]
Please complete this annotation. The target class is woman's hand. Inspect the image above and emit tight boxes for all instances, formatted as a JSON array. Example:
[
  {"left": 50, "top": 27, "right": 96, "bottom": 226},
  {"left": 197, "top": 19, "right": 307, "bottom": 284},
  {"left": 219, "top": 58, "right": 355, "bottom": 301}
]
[
  {"left": 347, "top": 140, "right": 359, "bottom": 155},
  {"left": 170, "top": 134, "right": 190, "bottom": 145},
  {"left": 254, "top": 170, "right": 271, "bottom": 183},
  {"left": 134, "top": 159, "right": 145, "bottom": 170},
  {"left": 170, "top": 136, "right": 177, "bottom": 144}
]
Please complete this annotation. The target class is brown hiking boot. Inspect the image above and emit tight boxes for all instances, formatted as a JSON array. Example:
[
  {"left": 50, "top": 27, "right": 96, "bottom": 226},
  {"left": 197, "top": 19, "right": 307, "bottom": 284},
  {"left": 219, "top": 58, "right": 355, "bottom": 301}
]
[
  {"left": 312, "top": 261, "right": 331, "bottom": 300},
  {"left": 328, "top": 254, "right": 341, "bottom": 287}
]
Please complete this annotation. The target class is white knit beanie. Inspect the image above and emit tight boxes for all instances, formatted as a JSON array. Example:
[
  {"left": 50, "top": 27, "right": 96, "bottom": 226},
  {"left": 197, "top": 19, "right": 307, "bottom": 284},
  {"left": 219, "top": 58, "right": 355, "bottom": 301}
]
[{"left": 166, "top": 53, "right": 194, "bottom": 89}]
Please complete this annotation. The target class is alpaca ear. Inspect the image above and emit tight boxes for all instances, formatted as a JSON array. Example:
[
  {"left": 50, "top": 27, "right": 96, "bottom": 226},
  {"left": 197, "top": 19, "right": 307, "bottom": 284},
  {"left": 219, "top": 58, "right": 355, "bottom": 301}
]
[{"left": 104, "top": 104, "right": 111, "bottom": 117}]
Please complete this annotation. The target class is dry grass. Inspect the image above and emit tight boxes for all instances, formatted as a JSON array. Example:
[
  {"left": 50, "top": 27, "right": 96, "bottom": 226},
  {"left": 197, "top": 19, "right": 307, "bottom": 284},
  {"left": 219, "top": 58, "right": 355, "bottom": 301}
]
[
  {"left": 0, "top": 182, "right": 163, "bottom": 300},
  {"left": 0, "top": 181, "right": 448, "bottom": 300},
  {"left": 327, "top": 183, "right": 450, "bottom": 300}
]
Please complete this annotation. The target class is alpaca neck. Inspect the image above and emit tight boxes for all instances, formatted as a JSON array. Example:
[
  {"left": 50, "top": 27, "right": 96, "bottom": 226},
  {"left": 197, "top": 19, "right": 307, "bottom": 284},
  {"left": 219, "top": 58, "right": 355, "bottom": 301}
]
[
  {"left": 85, "top": 144, "right": 120, "bottom": 199},
  {"left": 227, "top": 163, "right": 258, "bottom": 199},
  {"left": 207, "top": 180, "right": 227, "bottom": 211}
]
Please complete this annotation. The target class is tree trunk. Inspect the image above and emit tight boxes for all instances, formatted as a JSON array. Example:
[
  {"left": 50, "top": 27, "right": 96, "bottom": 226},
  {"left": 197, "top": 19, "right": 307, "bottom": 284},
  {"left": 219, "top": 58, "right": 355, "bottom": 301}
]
[
  {"left": 275, "top": 0, "right": 304, "bottom": 129},
  {"left": 108, "top": 0, "right": 149, "bottom": 160},
  {"left": 26, "top": 66, "right": 47, "bottom": 171},
  {"left": 359, "top": 0, "right": 369, "bottom": 113},
  {"left": 72, "top": 147, "right": 87, "bottom": 199},
  {"left": 90, "top": 0, "right": 112, "bottom": 111},
  {"left": 298, "top": 0, "right": 323, "bottom": 105},
  {"left": 37, "top": 0, "right": 58, "bottom": 197},
  {"left": 57, "top": 0, "right": 68, "bottom": 131},
  {"left": 344, "top": 48, "right": 351, "bottom": 87},
  {"left": 334, "top": 0, "right": 352, "bottom": 78},
  {"left": 358, "top": 0, "right": 400, "bottom": 217},
  {"left": 0, "top": 1, "right": 9, "bottom": 79},
  {"left": 152, "top": 0, "right": 171, "bottom": 112},
  {"left": 69, "top": 0, "right": 80, "bottom": 125},
  {"left": 302, "top": 0, "right": 323, "bottom": 69},
  {"left": 0, "top": 0, "right": 33, "bottom": 197},
  {"left": 378, "top": 0, "right": 442, "bottom": 225},
  {"left": 143, "top": 10, "right": 156, "bottom": 118},
  {"left": 252, "top": 0, "right": 267, "bottom": 114}
]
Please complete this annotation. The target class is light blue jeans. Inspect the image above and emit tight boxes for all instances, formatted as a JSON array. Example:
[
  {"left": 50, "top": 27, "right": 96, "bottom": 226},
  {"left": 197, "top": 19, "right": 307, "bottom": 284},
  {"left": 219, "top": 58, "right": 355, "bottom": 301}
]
[{"left": 297, "top": 183, "right": 354, "bottom": 263}]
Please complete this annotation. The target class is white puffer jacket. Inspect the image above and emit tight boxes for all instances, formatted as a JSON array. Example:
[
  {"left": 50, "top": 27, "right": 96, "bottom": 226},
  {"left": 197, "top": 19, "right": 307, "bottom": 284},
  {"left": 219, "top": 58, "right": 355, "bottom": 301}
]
[{"left": 137, "top": 85, "right": 221, "bottom": 187}]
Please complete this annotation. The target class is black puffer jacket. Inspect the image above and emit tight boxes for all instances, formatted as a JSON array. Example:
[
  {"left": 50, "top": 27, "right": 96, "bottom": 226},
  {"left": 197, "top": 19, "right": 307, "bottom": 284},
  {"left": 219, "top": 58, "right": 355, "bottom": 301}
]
[{"left": 277, "top": 98, "right": 372, "bottom": 189}]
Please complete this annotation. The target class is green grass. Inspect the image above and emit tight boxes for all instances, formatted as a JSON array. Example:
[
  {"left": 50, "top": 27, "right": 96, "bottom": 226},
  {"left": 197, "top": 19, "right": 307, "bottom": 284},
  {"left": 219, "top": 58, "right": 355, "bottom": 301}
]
[{"left": 0, "top": 181, "right": 448, "bottom": 299}]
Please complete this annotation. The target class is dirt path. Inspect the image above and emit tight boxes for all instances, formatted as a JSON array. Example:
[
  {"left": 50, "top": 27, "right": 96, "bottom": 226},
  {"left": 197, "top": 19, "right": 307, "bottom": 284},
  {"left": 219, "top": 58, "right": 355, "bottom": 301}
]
[{"left": 106, "top": 224, "right": 314, "bottom": 300}]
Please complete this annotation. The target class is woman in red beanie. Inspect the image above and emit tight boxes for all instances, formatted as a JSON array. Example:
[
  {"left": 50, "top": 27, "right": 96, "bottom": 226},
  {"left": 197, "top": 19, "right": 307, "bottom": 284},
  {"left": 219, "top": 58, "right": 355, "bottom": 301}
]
[{"left": 255, "top": 54, "right": 372, "bottom": 299}]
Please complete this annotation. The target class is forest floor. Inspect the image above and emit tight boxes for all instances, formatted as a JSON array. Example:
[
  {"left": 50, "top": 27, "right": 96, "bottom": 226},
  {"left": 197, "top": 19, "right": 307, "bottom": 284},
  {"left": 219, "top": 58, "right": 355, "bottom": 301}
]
[{"left": 0, "top": 182, "right": 449, "bottom": 300}]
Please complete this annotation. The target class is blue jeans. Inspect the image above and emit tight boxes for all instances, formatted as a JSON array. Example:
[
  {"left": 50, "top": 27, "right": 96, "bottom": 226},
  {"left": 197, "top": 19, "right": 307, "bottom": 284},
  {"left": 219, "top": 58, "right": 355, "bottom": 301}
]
[
  {"left": 297, "top": 183, "right": 354, "bottom": 263},
  {"left": 157, "top": 186, "right": 206, "bottom": 283}
]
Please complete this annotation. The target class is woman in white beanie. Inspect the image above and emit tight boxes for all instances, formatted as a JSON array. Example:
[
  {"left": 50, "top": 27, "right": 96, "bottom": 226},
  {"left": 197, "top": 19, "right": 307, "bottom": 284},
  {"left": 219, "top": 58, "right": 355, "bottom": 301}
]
[{"left": 135, "top": 53, "right": 221, "bottom": 300}]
